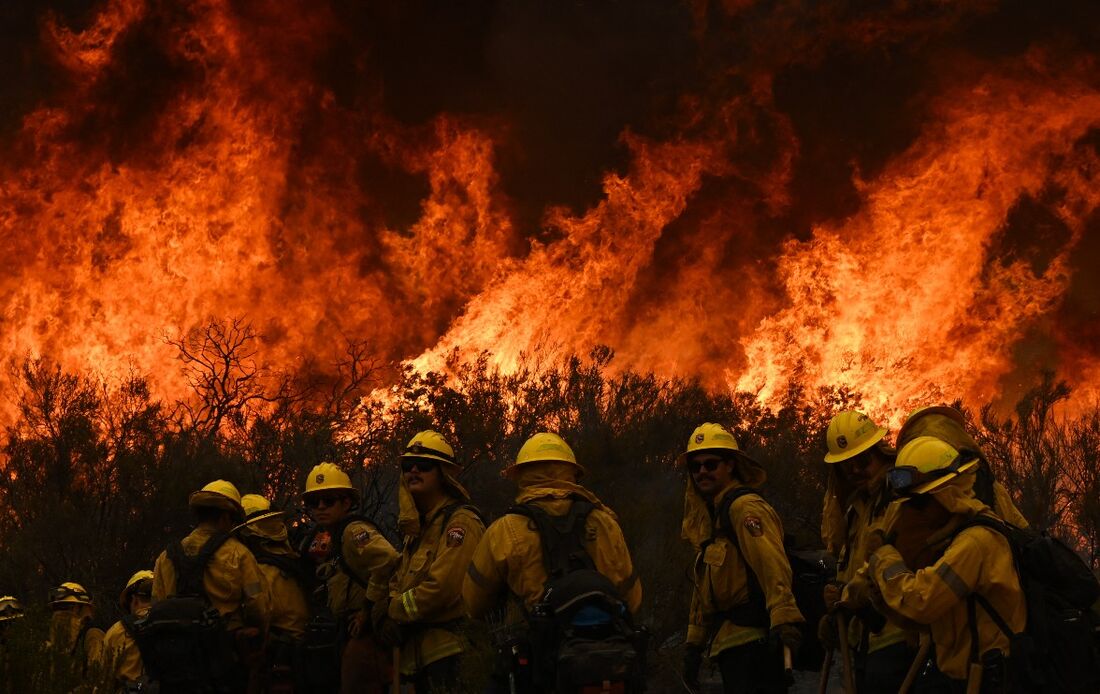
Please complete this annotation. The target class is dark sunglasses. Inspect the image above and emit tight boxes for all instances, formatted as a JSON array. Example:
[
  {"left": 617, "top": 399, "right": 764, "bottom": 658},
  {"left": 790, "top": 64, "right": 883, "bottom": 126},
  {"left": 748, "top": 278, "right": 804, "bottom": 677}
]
[
  {"left": 304, "top": 494, "right": 347, "bottom": 509},
  {"left": 401, "top": 458, "right": 439, "bottom": 474},
  {"left": 687, "top": 457, "right": 725, "bottom": 474}
]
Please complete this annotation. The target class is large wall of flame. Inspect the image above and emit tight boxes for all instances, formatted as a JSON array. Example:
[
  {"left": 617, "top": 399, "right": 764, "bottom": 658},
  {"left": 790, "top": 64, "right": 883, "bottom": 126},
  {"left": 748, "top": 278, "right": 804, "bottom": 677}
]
[{"left": 1, "top": 0, "right": 1098, "bottom": 422}]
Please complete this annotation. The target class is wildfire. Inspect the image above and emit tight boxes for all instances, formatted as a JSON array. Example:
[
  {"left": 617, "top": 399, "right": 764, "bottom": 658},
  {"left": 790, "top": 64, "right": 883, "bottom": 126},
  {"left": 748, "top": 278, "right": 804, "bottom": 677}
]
[{"left": 1, "top": 0, "right": 1098, "bottom": 426}]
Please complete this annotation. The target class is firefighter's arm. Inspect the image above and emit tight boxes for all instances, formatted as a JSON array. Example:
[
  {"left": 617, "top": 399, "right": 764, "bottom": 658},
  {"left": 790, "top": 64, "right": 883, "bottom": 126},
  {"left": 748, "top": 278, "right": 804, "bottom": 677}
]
[
  {"left": 593, "top": 512, "right": 642, "bottom": 614},
  {"left": 390, "top": 511, "right": 485, "bottom": 624},
  {"left": 733, "top": 498, "right": 804, "bottom": 626},
  {"left": 151, "top": 551, "right": 171, "bottom": 602},
  {"left": 462, "top": 521, "right": 508, "bottom": 619},
  {"left": 344, "top": 523, "right": 400, "bottom": 603},
  {"left": 868, "top": 529, "right": 989, "bottom": 624},
  {"left": 238, "top": 547, "right": 272, "bottom": 631}
]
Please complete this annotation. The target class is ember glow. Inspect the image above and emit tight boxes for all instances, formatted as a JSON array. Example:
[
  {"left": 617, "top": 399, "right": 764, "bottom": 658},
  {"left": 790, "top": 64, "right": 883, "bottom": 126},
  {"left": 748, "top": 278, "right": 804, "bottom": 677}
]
[{"left": 1, "top": 0, "right": 1098, "bottom": 423}]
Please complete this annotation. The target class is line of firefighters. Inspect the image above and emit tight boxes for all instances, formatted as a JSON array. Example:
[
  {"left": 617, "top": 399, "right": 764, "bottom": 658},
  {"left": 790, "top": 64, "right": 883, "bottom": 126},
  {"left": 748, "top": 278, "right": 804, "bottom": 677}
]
[{"left": 0, "top": 406, "right": 1094, "bottom": 693}]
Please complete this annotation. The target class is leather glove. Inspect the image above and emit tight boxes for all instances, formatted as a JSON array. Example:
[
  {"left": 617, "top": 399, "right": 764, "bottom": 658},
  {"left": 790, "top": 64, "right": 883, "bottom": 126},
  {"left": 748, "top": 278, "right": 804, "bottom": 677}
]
[
  {"left": 346, "top": 608, "right": 368, "bottom": 639},
  {"left": 816, "top": 614, "right": 838, "bottom": 650},
  {"left": 370, "top": 597, "right": 391, "bottom": 633},
  {"left": 823, "top": 581, "right": 844, "bottom": 612},
  {"left": 683, "top": 643, "right": 704, "bottom": 691},
  {"left": 770, "top": 623, "right": 802, "bottom": 656},
  {"left": 375, "top": 617, "right": 403, "bottom": 649}
]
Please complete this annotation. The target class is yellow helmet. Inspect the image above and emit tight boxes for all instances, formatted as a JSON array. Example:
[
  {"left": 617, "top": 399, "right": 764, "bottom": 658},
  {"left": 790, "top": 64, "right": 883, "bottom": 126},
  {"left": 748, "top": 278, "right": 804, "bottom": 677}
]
[
  {"left": 188, "top": 480, "right": 244, "bottom": 516},
  {"left": 896, "top": 405, "right": 965, "bottom": 448},
  {"left": 48, "top": 582, "right": 93, "bottom": 609},
  {"left": 0, "top": 596, "right": 24, "bottom": 622},
  {"left": 505, "top": 433, "right": 584, "bottom": 477},
  {"left": 887, "top": 436, "right": 979, "bottom": 496},
  {"left": 676, "top": 423, "right": 743, "bottom": 467},
  {"left": 823, "top": 411, "right": 888, "bottom": 464},
  {"left": 401, "top": 430, "right": 459, "bottom": 469},
  {"left": 119, "top": 570, "right": 154, "bottom": 611},
  {"left": 303, "top": 462, "right": 360, "bottom": 500},
  {"left": 234, "top": 493, "right": 285, "bottom": 532}
]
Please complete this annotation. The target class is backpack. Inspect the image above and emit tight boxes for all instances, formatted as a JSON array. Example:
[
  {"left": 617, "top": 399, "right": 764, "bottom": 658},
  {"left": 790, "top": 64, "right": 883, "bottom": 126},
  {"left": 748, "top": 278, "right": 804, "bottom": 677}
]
[
  {"left": 134, "top": 532, "right": 236, "bottom": 692},
  {"left": 953, "top": 515, "right": 1100, "bottom": 693},
  {"left": 509, "top": 496, "right": 648, "bottom": 694},
  {"left": 707, "top": 488, "right": 833, "bottom": 670}
]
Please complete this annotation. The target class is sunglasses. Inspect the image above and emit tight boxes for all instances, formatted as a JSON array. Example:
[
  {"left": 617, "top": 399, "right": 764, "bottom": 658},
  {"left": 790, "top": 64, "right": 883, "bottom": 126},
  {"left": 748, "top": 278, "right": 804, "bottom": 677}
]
[
  {"left": 687, "top": 457, "right": 726, "bottom": 474},
  {"left": 400, "top": 458, "right": 439, "bottom": 474},
  {"left": 304, "top": 494, "right": 348, "bottom": 509}
]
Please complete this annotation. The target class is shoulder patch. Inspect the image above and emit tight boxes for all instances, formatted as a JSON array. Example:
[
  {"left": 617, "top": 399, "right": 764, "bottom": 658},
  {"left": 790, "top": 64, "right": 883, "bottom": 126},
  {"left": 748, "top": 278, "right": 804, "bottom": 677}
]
[
  {"left": 445, "top": 526, "right": 466, "bottom": 547},
  {"left": 353, "top": 529, "right": 372, "bottom": 546},
  {"left": 743, "top": 516, "right": 764, "bottom": 537}
]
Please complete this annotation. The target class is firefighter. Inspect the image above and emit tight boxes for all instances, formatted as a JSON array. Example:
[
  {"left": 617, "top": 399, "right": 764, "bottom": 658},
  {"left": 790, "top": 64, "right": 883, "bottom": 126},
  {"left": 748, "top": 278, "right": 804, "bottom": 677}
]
[
  {"left": 860, "top": 435, "right": 1026, "bottom": 691},
  {"left": 235, "top": 493, "right": 310, "bottom": 692},
  {"left": 100, "top": 569, "right": 153, "bottom": 687},
  {"left": 679, "top": 423, "right": 804, "bottom": 694},
  {"left": 46, "top": 581, "right": 105, "bottom": 675},
  {"left": 895, "top": 406, "right": 1028, "bottom": 528},
  {"left": 1, "top": 595, "right": 24, "bottom": 684},
  {"left": 372, "top": 430, "right": 485, "bottom": 693},
  {"left": 151, "top": 479, "right": 271, "bottom": 688},
  {"left": 301, "top": 462, "right": 398, "bottom": 694},
  {"left": 819, "top": 411, "right": 916, "bottom": 693},
  {"left": 463, "top": 432, "right": 643, "bottom": 692}
]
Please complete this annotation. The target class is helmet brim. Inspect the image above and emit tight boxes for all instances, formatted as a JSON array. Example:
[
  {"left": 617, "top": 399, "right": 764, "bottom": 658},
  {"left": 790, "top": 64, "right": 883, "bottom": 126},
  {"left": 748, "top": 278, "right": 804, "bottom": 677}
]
[
  {"left": 823, "top": 427, "right": 889, "bottom": 463},
  {"left": 904, "top": 459, "right": 980, "bottom": 496},
  {"left": 188, "top": 490, "right": 244, "bottom": 516},
  {"left": 232, "top": 509, "right": 286, "bottom": 533}
]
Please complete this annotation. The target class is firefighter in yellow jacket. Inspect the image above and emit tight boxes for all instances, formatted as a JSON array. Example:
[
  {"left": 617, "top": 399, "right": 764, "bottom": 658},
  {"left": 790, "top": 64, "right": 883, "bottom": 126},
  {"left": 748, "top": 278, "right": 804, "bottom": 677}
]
[
  {"left": 152, "top": 480, "right": 271, "bottom": 687},
  {"left": 463, "top": 432, "right": 643, "bottom": 690},
  {"left": 1, "top": 595, "right": 25, "bottom": 685},
  {"left": 235, "top": 493, "right": 310, "bottom": 690},
  {"left": 860, "top": 436, "right": 1026, "bottom": 691},
  {"left": 680, "top": 423, "right": 804, "bottom": 694},
  {"left": 46, "top": 581, "right": 105, "bottom": 676},
  {"left": 100, "top": 569, "right": 153, "bottom": 687},
  {"left": 372, "top": 430, "right": 485, "bottom": 692},
  {"left": 895, "top": 406, "right": 1028, "bottom": 529},
  {"left": 819, "top": 411, "right": 916, "bottom": 693},
  {"left": 301, "top": 462, "right": 398, "bottom": 694}
]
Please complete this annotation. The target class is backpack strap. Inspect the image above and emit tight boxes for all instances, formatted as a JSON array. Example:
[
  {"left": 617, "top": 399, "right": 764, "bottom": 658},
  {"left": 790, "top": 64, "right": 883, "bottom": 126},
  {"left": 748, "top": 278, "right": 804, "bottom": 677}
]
[
  {"left": 167, "top": 532, "right": 231, "bottom": 597},
  {"left": 120, "top": 613, "right": 139, "bottom": 640},
  {"left": 507, "top": 495, "right": 597, "bottom": 581}
]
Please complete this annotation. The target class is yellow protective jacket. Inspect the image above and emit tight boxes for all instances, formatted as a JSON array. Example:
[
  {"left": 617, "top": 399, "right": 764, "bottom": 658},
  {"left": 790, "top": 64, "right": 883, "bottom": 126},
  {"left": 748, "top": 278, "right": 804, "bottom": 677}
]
[
  {"left": 388, "top": 487, "right": 485, "bottom": 675},
  {"left": 47, "top": 611, "right": 105, "bottom": 672},
  {"left": 866, "top": 477, "right": 1026, "bottom": 682},
  {"left": 152, "top": 525, "right": 271, "bottom": 631},
  {"left": 320, "top": 518, "right": 398, "bottom": 616},
  {"left": 824, "top": 473, "right": 912, "bottom": 654},
  {"left": 463, "top": 473, "right": 642, "bottom": 621},
  {"left": 101, "top": 614, "right": 144, "bottom": 684},
  {"left": 684, "top": 480, "right": 804, "bottom": 656}
]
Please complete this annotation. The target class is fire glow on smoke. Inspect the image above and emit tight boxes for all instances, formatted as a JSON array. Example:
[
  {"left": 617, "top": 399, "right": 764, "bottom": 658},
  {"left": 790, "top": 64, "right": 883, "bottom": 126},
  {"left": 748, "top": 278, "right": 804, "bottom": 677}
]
[{"left": 1, "top": 0, "right": 1099, "bottom": 424}]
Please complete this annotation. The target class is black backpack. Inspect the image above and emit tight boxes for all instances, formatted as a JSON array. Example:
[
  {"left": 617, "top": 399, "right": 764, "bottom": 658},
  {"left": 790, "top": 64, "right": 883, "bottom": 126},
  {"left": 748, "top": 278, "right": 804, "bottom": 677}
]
[
  {"left": 707, "top": 488, "right": 832, "bottom": 670},
  {"left": 509, "top": 496, "right": 648, "bottom": 694},
  {"left": 134, "top": 533, "right": 236, "bottom": 692},
  {"left": 952, "top": 515, "right": 1100, "bottom": 693}
]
